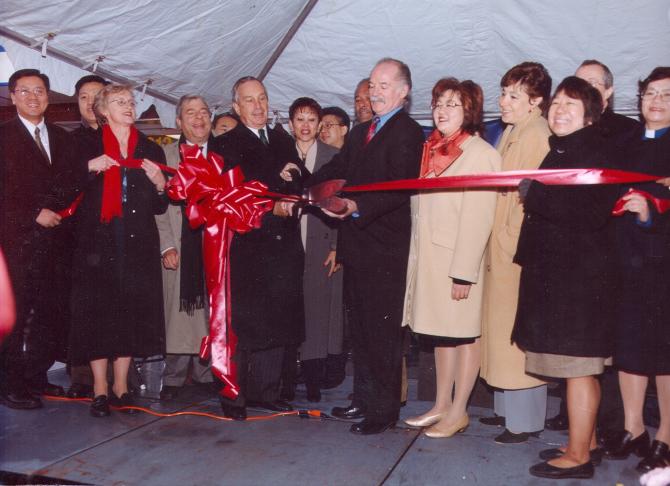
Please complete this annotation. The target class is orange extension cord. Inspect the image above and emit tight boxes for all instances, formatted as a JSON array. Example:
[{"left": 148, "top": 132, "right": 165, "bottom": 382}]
[{"left": 44, "top": 394, "right": 329, "bottom": 421}]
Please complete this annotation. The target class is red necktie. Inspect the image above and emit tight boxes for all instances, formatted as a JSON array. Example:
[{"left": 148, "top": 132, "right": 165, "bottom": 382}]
[{"left": 365, "top": 116, "right": 380, "bottom": 144}]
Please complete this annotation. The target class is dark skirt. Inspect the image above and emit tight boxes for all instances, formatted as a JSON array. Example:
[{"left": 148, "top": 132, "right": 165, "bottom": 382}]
[{"left": 417, "top": 333, "right": 477, "bottom": 349}]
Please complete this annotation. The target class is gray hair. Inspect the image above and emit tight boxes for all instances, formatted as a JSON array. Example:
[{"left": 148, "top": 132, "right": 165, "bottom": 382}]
[
  {"left": 231, "top": 76, "right": 265, "bottom": 103},
  {"left": 176, "top": 95, "right": 210, "bottom": 118},
  {"left": 579, "top": 59, "right": 614, "bottom": 89},
  {"left": 374, "top": 58, "right": 412, "bottom": 91}
]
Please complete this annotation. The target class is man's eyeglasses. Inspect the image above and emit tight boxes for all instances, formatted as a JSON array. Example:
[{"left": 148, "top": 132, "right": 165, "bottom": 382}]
[
  {"left": 321, "top": 122, "right": 345, "bottom": 130},
  {"left": 13, "top": 87, "right": 47, "bottom": 98}
]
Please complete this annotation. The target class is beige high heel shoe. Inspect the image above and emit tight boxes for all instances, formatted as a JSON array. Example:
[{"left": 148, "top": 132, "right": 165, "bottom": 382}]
[
  {"left": 404, "top": 411, "right": 448, "bottom": 427},
  {"left": 424, "top": 414, "right": 469, "bottom": 438}
]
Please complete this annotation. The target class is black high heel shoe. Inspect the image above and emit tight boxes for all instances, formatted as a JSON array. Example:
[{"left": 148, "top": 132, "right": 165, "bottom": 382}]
[
  {"left": 603, "top": 429, "right": 650, "bottom": 460},
  {"left": 90, "top": 395, "right": 110, "bottom": 418},
  {"left": 636, "top": 440, "right": 670, "bottom": 472}
]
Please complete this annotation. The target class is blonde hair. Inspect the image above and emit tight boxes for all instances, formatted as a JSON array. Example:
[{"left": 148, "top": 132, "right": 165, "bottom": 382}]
[{"left": 93, "top": 83, "right": 135, "bottom": 126}]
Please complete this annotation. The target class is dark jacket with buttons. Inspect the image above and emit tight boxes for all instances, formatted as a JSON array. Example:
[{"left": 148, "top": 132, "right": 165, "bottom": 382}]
[
  {"left": 212, "top": 123, "right": 305, "bottom": 350},
  {"left": 512, "top": 126, "right": 619, "bottom": 358},
  {"left": 68, "top": 129, "right": 168, "bottom": 364}
]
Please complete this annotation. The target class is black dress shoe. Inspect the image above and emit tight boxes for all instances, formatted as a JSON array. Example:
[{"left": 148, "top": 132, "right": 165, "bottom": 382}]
[
  {"left": 159, "top": 385, "right": 181, "bottom": 400},
  {"left": 247, "top": 400, "right": 293, "bottom": 412},
  {"left": 220, "top": 401, "right": 247, "bottom": 421},
  {"left": 29, "top": 382, "right": 65, "bottom": 397},
  {"left": 529, "top": 460, "right": 594, "bottom": 479},
  {"left": 306, "top": 385, "right": 321, "bottom": 403},
  {"left": 90, "top": 395, "right": 111, "bottom": 417},
  {"left": 539, "top": 447, "right": 604, "bottom": 466},
  {"left": 603, "top": 429, "right": 650, "bottom": 459},
  {"left": 280, "top": 387, "right": 295, "bottom": 402},
  {"left": 479, "top": 415, "right": 505, "bottom": 426},
  {"left": 0, "top": 389, "right": 43, "bottom": 410},
  {"left": 545, "top": 412, "right": 569, "bottom": 431},
  {"left": 494, "top": 428, "right": 541, "bottom": 444},
  {"left": 636, "top": 440, "right": 670, "bottom": 472},
  {"left": 331, "top": 404, "right": 366, "bottom": 420},
  {"left": 110, "top": 392, "right": 139, "bottom": 414},
  {"left": 66, "top": 383, "right": 93, "bottom": 399},
  {"left": 350, "top": 419, "right": 396, "bottom": 435}
]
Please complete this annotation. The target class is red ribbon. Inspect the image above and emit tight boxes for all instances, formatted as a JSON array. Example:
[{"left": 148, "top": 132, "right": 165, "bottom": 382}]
[
  {"left": 335, "top": 168, "right": 670, "bottom": 216},
  {"left": 166, "top": 145, "right": 274, "bottom": 400}
]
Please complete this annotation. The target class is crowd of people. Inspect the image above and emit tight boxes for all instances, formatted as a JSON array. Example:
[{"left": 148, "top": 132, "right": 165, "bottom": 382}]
[{"left": 0, "top": 56, "right": 669, "bottom": 480}]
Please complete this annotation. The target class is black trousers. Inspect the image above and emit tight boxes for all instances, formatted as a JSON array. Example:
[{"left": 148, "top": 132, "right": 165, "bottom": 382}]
[
  {"left": 0, "top": 245, "right": 59, "bottom": 392},
  {"left": 344, "top": 260, "right": 406, "bottom": 423},
  {"left": 222, "top": 345, "right": 285, "bottom": 406}
]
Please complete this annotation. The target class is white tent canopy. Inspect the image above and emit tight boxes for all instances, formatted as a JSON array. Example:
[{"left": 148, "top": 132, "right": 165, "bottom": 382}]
[{"left": 2, "top": 0, "right": 669, "bottom": 128}]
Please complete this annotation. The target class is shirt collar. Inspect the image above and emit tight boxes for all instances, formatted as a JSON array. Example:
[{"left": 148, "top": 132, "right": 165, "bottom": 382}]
[
  {"left": 375, "top": 106, "right": 403, "bottom": 132},
  {"left": 644, "top": 126, "right": 670, "bottom": 139},
  {"left": 18, "top": 114, "right": 46, "bottom": 134}
]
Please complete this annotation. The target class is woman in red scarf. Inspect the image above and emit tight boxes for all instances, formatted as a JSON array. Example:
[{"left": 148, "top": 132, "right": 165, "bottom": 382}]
[
  {"left": 69, "top": 84, "right": 167, "bottom": 417},
  {"left": 402, "top": 78, "right": 500, "bottom": 437}
]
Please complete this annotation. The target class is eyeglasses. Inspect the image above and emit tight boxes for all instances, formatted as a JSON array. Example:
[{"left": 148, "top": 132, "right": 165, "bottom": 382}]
[
  {"left": 431, "top": 102, "right": 462, "bottom": 110},
  {"left": 321, "top": 122, "right": 345, "bottom": 130},
  {"left": 640, "top": 90, "right": 670, "bottom": 103},
  {"left": 13, "top": 87, "right": 47, "bottom": 97},
  {"left": 583, "top": 78, "right": 606, "bottom": 88},
  {"left": 109, "top": 98, "right": 137, "bottom": 108}
]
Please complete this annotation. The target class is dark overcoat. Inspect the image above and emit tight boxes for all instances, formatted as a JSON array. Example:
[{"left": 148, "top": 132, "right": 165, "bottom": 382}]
[
  {"left": 212, "top": 124, "right": 305, "bottom": 351},
  {"left": 301, "top": 140, "right": 343, "bottom": 361},
  {"left": 512, "top": 126, "right": 619, "bottom": 358},
  {"left": 69, "top": 130, "right": 167, "bottom": 364},
  {"left": 613, "top": 126, "right": 670, "bottom": 374}
]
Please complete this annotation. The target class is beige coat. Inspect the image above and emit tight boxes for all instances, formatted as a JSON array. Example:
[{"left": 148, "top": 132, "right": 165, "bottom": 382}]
[
  {"left": 403, "top": 135, "right": 500, "bottom": 338},
  {"left": 155, "top": 141, "right": 209, "bottom": 354},
  {"left": 480, "top": 110, "right": 550, "bottom": 389}
]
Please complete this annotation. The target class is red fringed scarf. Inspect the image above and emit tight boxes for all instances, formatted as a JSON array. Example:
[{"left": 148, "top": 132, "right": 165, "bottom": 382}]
[
  {"left": 100, "top": 124, "right": 139, "bottom": 223},
  {"left": 420, "top": 129, "right": 471, "bottom": 178}
]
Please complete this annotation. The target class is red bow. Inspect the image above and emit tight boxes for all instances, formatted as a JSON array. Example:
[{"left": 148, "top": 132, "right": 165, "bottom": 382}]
[{"left": 167, "top": 145, "right": 274, "bottom": 399}]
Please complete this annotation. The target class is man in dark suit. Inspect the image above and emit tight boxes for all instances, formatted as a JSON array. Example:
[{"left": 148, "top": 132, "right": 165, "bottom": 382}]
[
  {"left": 307, "top": 58, "right": 424, "bottom": 434},
  {"left": 0, "top": 69, "right": 78, "bottom": 409},
  {"left": 210, "top": 77, "right": 304, "bottom": 420}
]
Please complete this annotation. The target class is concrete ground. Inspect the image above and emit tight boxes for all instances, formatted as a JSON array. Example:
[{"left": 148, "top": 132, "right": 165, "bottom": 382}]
[{"left": 0, "top": 366, "right": 649, "bottom": 485}]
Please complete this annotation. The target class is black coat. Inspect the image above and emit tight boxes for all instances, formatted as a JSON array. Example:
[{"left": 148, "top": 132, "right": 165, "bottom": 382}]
[
  {"left": 512, "top": 126, "right": 619, "bottom": 358},
  {"left": 211, "top": 124, "right": 305, "bottom": 351},
  {"left": 613, "top": 126, "right": 670, "bottom": 374},
  {"left": 0, "top": 117, "right": 79, "bottom": 330},
  {"left": 68, "top": 130, "right": 168, "bottom": 364}
]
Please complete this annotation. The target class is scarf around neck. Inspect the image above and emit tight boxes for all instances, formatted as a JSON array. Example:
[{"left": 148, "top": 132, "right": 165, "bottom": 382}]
[
  {"left": 420, "top": 129, "right": 471, "bottom": 178},
  {"left": 100, "top": 124, "right": 139, "bottom": 223}
]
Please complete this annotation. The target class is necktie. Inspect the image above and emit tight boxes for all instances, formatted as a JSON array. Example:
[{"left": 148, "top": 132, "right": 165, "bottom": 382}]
[
  {"left": 365, "top": 116, "right": 380, "bottom": 144},
  {"left": 259, "top": 128, "right": 269, "bottom": 146},
  {"left": 34, "top": 126, "right": 50, "bottom": 163}
]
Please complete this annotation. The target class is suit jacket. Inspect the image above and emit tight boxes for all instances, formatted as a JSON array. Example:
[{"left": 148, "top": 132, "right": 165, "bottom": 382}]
[
  {"left": 403, "top": 134, "right": 500, "bottom": 338},
  {"left": 211, "top": 124, "right": 305, "bottom": 350},
  {"left": 308, "top": 110, "right": 424, "bottom": 270},
  {"left": 0, "top": 117, "right": 78, "bottom": 310}
]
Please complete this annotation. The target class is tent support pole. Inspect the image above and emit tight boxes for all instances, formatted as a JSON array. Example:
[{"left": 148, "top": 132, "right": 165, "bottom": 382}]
[
  {"left": 0, "top": 26, "right": 178, "bottom": 105},
  {"left": 257, "top": 0, "right": 319, "bottom": 81}
]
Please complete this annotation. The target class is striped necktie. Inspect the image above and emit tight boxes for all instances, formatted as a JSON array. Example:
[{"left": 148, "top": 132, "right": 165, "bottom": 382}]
[
  {"left": 34, "top": 126, "right": 50, "bottom": 163},
  {"left": 365, "top": 116, "right": 380, "bottom": 144},
  {"left": 259, "top": 128, "right": 269, "bottom": 146}
]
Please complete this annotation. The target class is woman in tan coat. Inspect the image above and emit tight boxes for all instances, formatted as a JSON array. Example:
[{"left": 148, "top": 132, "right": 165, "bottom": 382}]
[
  {"left": 479, "top": 62, "right": 552, "bottom": 443},
  {"left": 403, "top": 78, "right": 500, "bottom": 438}
]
